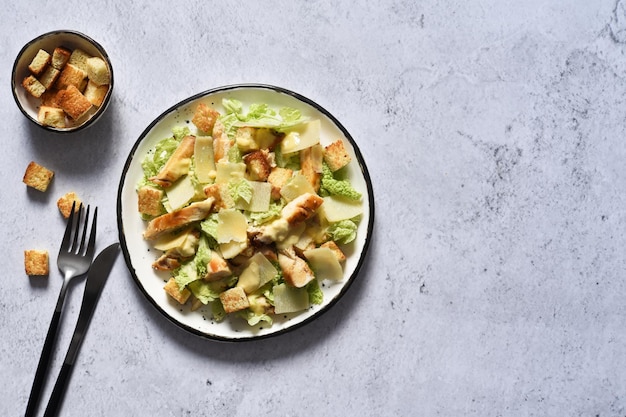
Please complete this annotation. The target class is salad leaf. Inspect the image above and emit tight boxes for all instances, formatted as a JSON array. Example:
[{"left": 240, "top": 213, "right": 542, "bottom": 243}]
[
  {"left": 328, "top": 219, "right": 359, "bottom": 245},
  {"left": 320, "top": 162, "right": 362, "bottom": 201},
  {"left": 220, "top": 98, "right": 309, "bottom": 135},
  {"left": 174, "top": 261, "right": 198, "bottom": 292},
  {"left": 212, "top": 300, "right": 227, "bottom": 322},
  {"left": 194, "top": 236, "right": 212, "bottom": 278},
  {"left": 248, "top": 200, "right": 284, "bottom": 225},
  {"left": 274, "top": 145, "right": 300, "bottom": 170},
  {"left": 188, "top": 280, "right": 222, "bottom": 304},
  {"left": 239, "top": 309, "right": 273, "bottom": 326},
  {"left": 229, "top": 179, "right": 253, "bottom": 204},
  {"left": 200, "top": 213, "right": 220, "bottom": 249},
  {"left": 307, "top": 279, "right": 324, "bottom": 305}
]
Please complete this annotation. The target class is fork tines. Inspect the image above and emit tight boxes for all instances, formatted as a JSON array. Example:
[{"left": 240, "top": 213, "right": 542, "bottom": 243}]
[{"left": 61, "top": 202, "right": 97, "bottom": 257}]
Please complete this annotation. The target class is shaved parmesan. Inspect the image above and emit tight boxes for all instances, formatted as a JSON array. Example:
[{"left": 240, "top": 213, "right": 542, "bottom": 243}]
[
  {"left": 216, "top": 161, "right": 246, "bottom": 184},
  {"left": 273, "top": 283, "right": 309, "bottom": 314},
  {"left": 219, "top": 240, "right": 247, "bottom": 259},
  {"left": 235, "top": 181, "right": 272, "bottom": 212},
  {"left": 304, "top": 247, "right": 343, "bottom": 281},
  {"left": 153, "top": 228, "right": 194, "bottom": 251},
  {"left": 280, "top": 173, "right": 315, "bottom": 202},
  {"left": 320, "top": 195, "right": 363, "bottom": 223},
  {"left": 280, "top": 119, "right": 321, "bottom": 154},
  {"left": 194, "top": 136, "right": 216, "bottom": 183},
  {"left": 165, "top": 175, "right": 196, "bottom": 211},
  {"left": 217, "top": 209, "right": 248, "bottom": 243}
]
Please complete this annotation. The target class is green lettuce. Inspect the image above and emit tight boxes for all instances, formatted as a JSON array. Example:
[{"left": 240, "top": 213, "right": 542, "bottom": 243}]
[
  {"left": 229, "top": 178, "right": 253, "bottom": 205},
  {"left": 220, "top": 98, "right": 308, "bottom": 138},
  {"left": 328, "top": 219, "right": 359, "bottom": 245},
  {"left": 200, "top": 213, "right": 220, "bottom": 249},
  {"left": 320, "top": 162, "right": 361, "bottom": 201},
  {"left": 248, "top": 201, "right": 284, "bottom": 225},
  {"left": 188, "top": 280, "right": 222, "bottom": 304},
  {"left": 174, "top": 262, "right": 198, "bottom": 292},
  {"left": 307, "top": 279, "right": 324, "bottom": 305}
]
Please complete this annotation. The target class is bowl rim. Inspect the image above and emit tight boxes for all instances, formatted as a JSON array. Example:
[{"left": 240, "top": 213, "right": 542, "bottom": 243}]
[
  {"left": 11, "top": 29, "right": 114, "bottom": 133},
  {"left": 116, "top": 83, "right": 376, "bottom": 342}
]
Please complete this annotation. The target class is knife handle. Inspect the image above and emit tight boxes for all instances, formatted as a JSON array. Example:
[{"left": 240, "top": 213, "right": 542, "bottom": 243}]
[
  {"left": 42, "top": 362, "right": 73, "bottom": 417},
  {"left": 24, "top": 304, "right": 63, "bottom": 417}
]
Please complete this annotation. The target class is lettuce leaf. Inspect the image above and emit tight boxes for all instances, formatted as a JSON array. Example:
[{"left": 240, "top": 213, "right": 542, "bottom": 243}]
[
  {"left": 200, "top": 213, "right": 220, "bottom": 249},
  {"left": 307, "top": 279, "right": 324, "bottom": 305},
  {"left": 328, "top": 219, "right": 359, "bottom": 245},
  {"left": 188, "top": 280, "right": 222, "bottom": 304},
  {"left": 320, "top": 162, "right": 361, "bottom": 201},
  {"left": 248, "top": 200, "right": 284, "bottom": 226},
  {"left": 229, "top": 178, "right": 253, "bottom": 204}
]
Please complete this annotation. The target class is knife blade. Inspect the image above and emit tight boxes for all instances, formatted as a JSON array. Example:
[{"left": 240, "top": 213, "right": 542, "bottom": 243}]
[{"left": 43, "top": 242, "right": 121, "bottom": 417}]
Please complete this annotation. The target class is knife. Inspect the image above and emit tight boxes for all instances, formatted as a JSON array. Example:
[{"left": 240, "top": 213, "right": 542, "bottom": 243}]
[{"left": 42, "top": 242, "right": 121, "bottom": 417}]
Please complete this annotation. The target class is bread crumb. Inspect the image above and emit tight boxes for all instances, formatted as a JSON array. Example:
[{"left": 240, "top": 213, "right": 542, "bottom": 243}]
[
  {"left": 25, "top": 250, "right": 49, "bottom": 276},
  {"left": 23, "top": 161, "right": 54, "bottom": 192},
  {"left": 57, "top": 192, "right": 81, "bottom": 218}
]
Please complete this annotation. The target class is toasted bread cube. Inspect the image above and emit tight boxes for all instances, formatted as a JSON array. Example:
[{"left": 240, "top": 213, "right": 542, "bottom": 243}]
[
  {"left": 22, "top": 75, "right": 46, "bottom": 98},
  {"left": 320, "top": 241, "right": 346, "bottom": 262},
  {"left": 220, "top": 287, "right": 250, "bottom": 313},
  {"left": 243, "top": 150, "right": 272, "bottom": 181},
  {"left": 57, "top": 192, "right": 81, "bottom": 218},
  {"left": 83, "top": 80, "right": 108, "bottom": 107},
  {"left": 51, "top": 47, "right": 71, "bottom": 70},
  {"left": 23, "top": 161, "right": 54, "bottom": 192},
  {"left": 68, "top": 48, "right": 91, "bottom": 72},
  {"left": 28, "top": 49, "right": 51, "bottom": 76},
  {"left": 55, "top": 63, "right": 87, "bottom": 91},
  {"left": 24, "top": 250, "right": 49, "bottom": 276},
  {"left": 137, "top": 186, "right": 164, "bottom": 217},
  {"left": 37, "top": 106, "right": 66, "bottom": 128},
  {"left": 57, "top": 85, "right": 92, "bottom": 120},
  {"left": 86, "top": 57, "right": 110, "bottom": 86},
  {"left": 267, "top": 167, "right": 293, "bottom": 200},
  {"left": 40, "top": 89, "right": 63, "bottom": 108},
  {"left": 38, "top": 66, "right": 60, "bottom": 89},
  {"left": 192, "top": 103, "right": 220, "bottom": 133},
  {"left": 324, "top": 139, "right": 352, "bottom": 172},
  {"left": 164, "top": 277, "right": 191, "bottom": 304}
]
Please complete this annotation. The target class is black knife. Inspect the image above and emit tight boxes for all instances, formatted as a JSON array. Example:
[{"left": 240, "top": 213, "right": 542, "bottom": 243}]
[{"left": 43, "top": 242, "right": 121, "bottom": 417}]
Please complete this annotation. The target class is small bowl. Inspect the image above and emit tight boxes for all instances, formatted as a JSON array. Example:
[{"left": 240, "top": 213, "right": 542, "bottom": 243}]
[{"left": 11, "top": 30, "right": 114, "bottom": 133}]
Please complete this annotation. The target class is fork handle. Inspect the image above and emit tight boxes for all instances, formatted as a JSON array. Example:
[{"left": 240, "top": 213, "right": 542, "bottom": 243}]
[{"left": 24, "top": 308, "right": 62, "bottom": 417}]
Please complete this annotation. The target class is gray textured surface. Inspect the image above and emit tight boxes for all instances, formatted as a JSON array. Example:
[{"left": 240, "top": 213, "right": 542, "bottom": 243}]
[{"left": 3, "top": 1, "right": 626, "bottom": 415}]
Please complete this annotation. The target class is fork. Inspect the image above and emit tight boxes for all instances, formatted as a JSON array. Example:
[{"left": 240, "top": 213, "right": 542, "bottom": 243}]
[{"left": 24, "top": 202, "right": 97, "bottom": 417}]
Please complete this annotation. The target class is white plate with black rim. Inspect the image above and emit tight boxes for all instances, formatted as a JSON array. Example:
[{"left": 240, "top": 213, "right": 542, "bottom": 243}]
[{"left": 117, "top": 84, "right": 374, "bottom": 341}]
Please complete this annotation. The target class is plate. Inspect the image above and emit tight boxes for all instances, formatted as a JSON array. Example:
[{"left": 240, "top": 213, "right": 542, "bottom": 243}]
[{"left": 117, "top": 84, "right": 374, "bottom": 341}]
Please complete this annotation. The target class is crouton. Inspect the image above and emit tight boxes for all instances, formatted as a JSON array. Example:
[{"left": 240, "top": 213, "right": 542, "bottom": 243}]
[
  {"left": 164, "top": 277, "right": 191, "bottom": 304},
  {"left": 243, "top": 150, "right": 272, "bottom": 181},
  {"left": 191, "top": 103, "right": 220, "bottom": 133},
  {"left": 28, "top": 49, "right": 51, "bottom": 76},
  {"left": 57, "top": 192, "right": 81, "bottom": 218},
  {"left": 321, "top": 240, "right": 346, "bottom": 262},
  {"left": 22, "top": 75, "right": 46, "bottom": 98},
  {"left": 23, "top": 161, "right": 54, "bottom": 192},
  {"left": 57, "top": 85, "right": 92, "bottom": 120},
  {"left": 83, "top": 80, "right": 108, "bottom": 107},
  {"left": 68, "top": 48, "right": 91, "bottom": 72},
  {"left": 219, "top": 286, "right": 250, "bottom": 313},
  {"left": 51, "top": 47, "right": 71, "bottom": 70},
  {"left": 55, "top": 64, "right": 87, "bottom": 91},
  {"left": 24, "top": 250, "right": 49, "bottom": 276},
  {"left": 40, "top": 89, "right": 63, "bottom": 108},
  {"left": 38, "top": 66, "right": 60, "bottom": 89},
  {"left": 324, "top": 139, "right": 352, "bottom": 172},
  {"left": 86, "top": 57, "right": 110, "bottom": 86},
  {"left": 38, "top": 106, "right": 66, "bottom": 128},
  {"left": 267, "top": 167, "right": 293, "bottom": 200},
  {"left": 137, "top": 186, "right": 164, "bottom": 217}
]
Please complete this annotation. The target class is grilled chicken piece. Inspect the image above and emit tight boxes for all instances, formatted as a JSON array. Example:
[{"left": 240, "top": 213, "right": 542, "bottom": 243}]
[
  {"left": 204, "top": 250, "right": 232, "bottom": 281},
  {"left": 152, "top": 229, "right": 201, "bottom": 271},
  {"left": 282, "top": 193, "right": 324, "bottom": 225},
  {"left": 143, "top": 198, "right": 215, "bottom": 240},
  {"left": 150, "top": 135, "right": 196, "bottom": 188},
  {"left": 248, "top": 193, "right": 324, "bottom": 245},
  {"left": 212, "top": 119, "right": 233, "bottom": 163},
  {"left": 299, "top": 144, "right": 323, "bottom": 192},
  {"left": 278, "top": 246, "right": 315, "bottom": 288}
]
